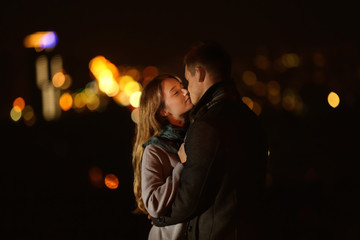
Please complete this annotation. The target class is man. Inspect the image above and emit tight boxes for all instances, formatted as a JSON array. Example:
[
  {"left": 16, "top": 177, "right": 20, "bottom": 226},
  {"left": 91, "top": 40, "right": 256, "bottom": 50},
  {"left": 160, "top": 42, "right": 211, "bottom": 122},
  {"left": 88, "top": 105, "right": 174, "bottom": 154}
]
[{"left": 151, "top": 41, "right": 268, "bottom": 239}]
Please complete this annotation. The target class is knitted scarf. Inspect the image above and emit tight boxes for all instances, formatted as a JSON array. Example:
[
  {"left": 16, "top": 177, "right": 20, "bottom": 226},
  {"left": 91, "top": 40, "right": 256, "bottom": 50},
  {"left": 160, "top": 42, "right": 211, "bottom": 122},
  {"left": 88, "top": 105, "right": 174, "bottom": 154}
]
[{"left": 142, "top": 124, "right": 187, "bottom": 154}]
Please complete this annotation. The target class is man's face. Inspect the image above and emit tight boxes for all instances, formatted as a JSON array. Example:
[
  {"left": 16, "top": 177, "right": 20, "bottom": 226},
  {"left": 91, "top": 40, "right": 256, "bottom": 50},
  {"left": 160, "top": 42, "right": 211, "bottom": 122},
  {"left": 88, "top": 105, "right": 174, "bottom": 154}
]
[{"left": 185, "top": 65, "right": 202, "bottom": 105}]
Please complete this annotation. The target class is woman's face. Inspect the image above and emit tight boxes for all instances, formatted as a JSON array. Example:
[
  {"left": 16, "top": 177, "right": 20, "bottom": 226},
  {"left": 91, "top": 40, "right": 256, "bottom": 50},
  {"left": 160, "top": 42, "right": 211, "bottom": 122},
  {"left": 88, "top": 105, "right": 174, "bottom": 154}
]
[{"left": 161, "top": 77, "right": 193, "bottom": 120}]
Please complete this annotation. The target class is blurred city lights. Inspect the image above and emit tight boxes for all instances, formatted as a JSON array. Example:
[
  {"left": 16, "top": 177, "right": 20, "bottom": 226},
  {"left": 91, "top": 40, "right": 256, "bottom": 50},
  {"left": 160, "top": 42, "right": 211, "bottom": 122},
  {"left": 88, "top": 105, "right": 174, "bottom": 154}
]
[
  {"left": 24, "top": 31, "right": 58, "bottom": 50},
  {"left": 89, "top": 56, "right": 120, "bottom": 97},
  {"left": 104, "top": 173, "right": 119, "bottom": 189},
  {"left": 328, "top": 91, "right": 340, "bottom": 108}
]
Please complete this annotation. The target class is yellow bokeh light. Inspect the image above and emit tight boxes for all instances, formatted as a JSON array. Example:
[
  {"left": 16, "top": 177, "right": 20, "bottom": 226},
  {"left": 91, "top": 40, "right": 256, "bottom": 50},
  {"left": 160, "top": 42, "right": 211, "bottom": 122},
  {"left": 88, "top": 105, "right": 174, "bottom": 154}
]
[
  {"left": 89, "top": 56, "right": 120, "bottom": 97},
  {"left": 252, "top": 101, "right": 262, "bottom": 116},
  {"left": 10, "top": 107, "right": 22, "bottom": 121},
  {"left": 73, "top": 92, "right": 87, "bottom": 109},
  {"left": 113, "top": 91, "right": 130, "bottom": 106},
  {"left": 242, "top": 96, "right": 254, "bottom": 109},
  {"left": 242, "top": 71, "right": 257, "bottom": 86},
  {"left": 131, "top": 108, "right": 140, "bottom": 124},
  {"left": 129, "top": 91, "right": 142, "bottom": 108},
  {"left": 118, "top": 75, "right": 135, "bottom": 90},
  {"left": 104, "top": 173, "right": 119, "bottom": 189},
  {"left": 124, "top": 81, "right": 142, "bottom": 96},
  {"left": 281, "top": 53, "right": 300, "bottom": 68},
  {"left": 126, "top": 68, "right": 141, "bottom": 82},
  {"left": 267, "top": 80, "right": 281, "bottom": 96},
  {"left": 59, "top": 92, "right": 73, "bottom": 111},
  {"left": 61, "top": 74, "right": 72, "bottom": 89},
  {"left": 282, "top": 89, "right": 298, "bottom": 111},
  {"left": 328, "top": 91, "right": 340, "bottom": 108},
  {"left": 22, "top": 105, "right": 34, "bottom": 121},
  {"left": 98, "top": 76, "right": 119, "bottom": 96},
  {"left": 86, "top": 95, "right": 100, "bottom": 111},
  {"left": 52, "top": 71, "right": 66, "bottom": 88}
]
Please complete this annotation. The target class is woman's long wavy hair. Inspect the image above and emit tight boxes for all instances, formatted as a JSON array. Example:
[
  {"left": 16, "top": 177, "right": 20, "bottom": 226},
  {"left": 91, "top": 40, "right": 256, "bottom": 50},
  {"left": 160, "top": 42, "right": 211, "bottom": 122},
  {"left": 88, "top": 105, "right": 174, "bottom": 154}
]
[{"left": 132, "top": 74, "right": 182, "bottom": 214}]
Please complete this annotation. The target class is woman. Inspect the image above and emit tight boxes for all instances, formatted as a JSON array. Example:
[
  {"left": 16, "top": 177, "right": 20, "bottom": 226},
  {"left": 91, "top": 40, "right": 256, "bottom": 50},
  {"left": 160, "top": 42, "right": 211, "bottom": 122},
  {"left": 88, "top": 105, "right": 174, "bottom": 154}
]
[{"left": 132, "top": 74, "right": 193, "bottom": 239}]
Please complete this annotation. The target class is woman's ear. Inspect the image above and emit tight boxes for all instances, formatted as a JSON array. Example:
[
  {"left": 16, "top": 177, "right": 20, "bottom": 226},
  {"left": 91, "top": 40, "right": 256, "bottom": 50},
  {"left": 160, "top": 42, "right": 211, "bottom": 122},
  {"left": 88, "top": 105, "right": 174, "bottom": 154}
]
[
  {"left": 195, "top": 66, "right": 206, "bottom": 82},
  {"left": 159, "top": 109, "right": 169, "bottom": 117}
]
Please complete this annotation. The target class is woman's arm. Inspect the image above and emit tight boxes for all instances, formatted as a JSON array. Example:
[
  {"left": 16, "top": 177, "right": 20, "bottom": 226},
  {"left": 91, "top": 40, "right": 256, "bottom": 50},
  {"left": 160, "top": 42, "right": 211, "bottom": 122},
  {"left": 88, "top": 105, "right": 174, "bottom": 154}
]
[
  {"left": 141, "top": 145, "right": 184, "bottom": 218},
  {"left": 151, "top": 120, "right": 221, "bottom": 226}
]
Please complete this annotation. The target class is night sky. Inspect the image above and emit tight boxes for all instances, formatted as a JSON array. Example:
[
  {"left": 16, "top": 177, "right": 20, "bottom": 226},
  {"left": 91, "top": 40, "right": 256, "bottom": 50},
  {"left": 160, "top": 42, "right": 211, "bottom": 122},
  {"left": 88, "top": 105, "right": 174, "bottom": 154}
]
[{"left": 1, "top": 1, "right": 360, "bottom": 239}]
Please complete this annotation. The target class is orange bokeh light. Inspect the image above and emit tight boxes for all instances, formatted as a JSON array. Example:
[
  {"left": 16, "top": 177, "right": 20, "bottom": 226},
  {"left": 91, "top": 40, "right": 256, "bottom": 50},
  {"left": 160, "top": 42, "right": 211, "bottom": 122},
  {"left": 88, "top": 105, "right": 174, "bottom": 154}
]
[
  {"left": 59, "top": 93, "right": 73, "bottom": 111},
  {"left": 13, "top": 97, "right": 25, "bottom": 112},
  {"left": 104, "top": 173, "right": 119, "bottom": 189}
]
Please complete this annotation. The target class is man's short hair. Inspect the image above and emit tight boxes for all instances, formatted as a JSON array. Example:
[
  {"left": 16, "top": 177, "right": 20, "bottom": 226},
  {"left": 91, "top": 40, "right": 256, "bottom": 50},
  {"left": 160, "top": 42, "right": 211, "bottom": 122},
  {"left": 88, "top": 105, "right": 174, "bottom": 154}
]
[{"left": 184, "top": 41, "right": 232, "bottom": 80}]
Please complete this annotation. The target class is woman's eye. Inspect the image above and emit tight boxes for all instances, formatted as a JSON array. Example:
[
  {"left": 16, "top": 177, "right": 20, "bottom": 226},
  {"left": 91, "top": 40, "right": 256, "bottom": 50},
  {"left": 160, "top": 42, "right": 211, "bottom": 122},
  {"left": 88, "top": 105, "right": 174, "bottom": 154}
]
[{"left": 174, "top": 91, "right": 179, "bottom": 95}]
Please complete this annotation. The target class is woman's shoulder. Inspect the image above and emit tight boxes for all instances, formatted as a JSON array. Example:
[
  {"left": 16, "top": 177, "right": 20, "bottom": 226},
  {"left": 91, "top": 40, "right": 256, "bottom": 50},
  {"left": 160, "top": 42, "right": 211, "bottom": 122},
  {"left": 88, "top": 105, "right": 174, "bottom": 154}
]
[
  {"left": 143, "top": 144, "right": 178, "bottom": 168},
  {"left": 143, "top": 144, "right": 170, "bottom": 163}
]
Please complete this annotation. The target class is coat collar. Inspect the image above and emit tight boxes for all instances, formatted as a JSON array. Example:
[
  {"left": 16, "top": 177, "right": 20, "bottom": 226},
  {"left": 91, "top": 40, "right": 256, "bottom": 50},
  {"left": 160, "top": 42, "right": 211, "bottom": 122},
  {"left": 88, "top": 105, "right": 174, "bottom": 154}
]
[{"left": 190, "top": 80, "right": 238, "bottom": 121}]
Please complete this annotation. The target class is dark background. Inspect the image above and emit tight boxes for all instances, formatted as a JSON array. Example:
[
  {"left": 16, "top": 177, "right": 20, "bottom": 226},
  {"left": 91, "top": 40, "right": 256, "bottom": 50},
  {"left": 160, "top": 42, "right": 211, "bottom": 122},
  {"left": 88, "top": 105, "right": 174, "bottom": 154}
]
[{"left": 1, "top": 1, "right": 360, "bottom": 239}]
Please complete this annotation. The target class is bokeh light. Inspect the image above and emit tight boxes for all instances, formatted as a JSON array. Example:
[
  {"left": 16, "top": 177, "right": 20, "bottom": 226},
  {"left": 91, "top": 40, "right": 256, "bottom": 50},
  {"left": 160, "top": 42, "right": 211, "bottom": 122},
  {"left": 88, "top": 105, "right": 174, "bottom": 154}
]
[
  {"left": 328, "top": 91, "right": 340, "bottom": 108},
  {"left": 242, "top": 70, "right": 257, "bottom": 86},
  {"left": 23, "top": 105, "right": 36, "bottom": 126},
  {"left": 59, "top": 92, "right": 73, "bottom": 111},
  {"left": 131, "top": 108, "right": 140, "bottom": 124},
  {"left": 242, "top": 96, "right": 254, "bottom": 110},
  {"left": 281, "top": 53, "right": 300, "bottom": 68},
  {"left": 10, "top": 107, "right": 22, "bottom": 121},
  {"left": 89, "top": 166, "right": 104, "bottom": 188},
  {"left": 129, "top": 91, "right": 141, "bottom": 108},
  {"left": 89, "top": 56, "right": 120, "bottom": 97},
  {"left": 104, "top": 173, "right": 119, "bottom": 189},
  {"left": 13, "top": 97, "right": 25, "bottom": 112},
  {"left": 24, "top": 31, "right": 58, "bottom": 50},
  {"left": 52, "top": 71, "right": 66, "bottom": 88}
]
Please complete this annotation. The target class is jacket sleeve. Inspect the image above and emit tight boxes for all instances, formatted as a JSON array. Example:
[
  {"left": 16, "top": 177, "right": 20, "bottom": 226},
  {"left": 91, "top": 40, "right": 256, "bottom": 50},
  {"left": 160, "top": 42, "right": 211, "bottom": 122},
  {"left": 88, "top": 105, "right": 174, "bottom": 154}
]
[
  {"left": 141, "top": 145, "right": 184, "bottom": 218},
  {"left": 152, "top": 120, "right": 221, "bottom": 226}
]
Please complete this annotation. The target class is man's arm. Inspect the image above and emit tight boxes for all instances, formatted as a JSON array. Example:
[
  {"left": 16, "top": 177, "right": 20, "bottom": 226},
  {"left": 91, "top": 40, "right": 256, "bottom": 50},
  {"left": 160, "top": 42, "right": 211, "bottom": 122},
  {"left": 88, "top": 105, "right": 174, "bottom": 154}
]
[{"left": 152, "top": 120, "right": 221, "bottom": 226}]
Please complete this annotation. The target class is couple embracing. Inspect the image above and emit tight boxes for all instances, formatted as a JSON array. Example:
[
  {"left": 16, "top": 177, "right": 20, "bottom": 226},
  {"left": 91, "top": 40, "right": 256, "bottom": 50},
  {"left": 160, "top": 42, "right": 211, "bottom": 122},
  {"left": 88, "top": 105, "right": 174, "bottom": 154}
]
[{"left": 132, "top": 41, "right": 268, "bottom": 240}]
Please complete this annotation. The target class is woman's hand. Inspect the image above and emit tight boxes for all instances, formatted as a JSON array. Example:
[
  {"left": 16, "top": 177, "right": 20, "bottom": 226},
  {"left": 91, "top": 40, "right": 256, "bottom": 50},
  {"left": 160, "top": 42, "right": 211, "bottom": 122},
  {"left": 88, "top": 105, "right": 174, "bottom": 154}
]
[{"left": 178, "top": 143, "right": 187, "bottom": 163}]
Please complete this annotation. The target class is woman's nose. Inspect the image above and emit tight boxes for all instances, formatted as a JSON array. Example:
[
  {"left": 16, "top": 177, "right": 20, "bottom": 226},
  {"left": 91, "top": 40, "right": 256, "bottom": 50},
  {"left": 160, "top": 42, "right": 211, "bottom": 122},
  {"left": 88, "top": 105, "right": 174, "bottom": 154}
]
[{"left": 181, "top": 88, "right": 188, "bottom": 96}]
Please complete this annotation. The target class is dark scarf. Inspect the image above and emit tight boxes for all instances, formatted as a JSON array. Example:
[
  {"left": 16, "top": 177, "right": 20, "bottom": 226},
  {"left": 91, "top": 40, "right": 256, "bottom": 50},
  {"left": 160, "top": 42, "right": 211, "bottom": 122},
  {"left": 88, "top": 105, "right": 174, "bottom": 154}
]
[{"left": 142, "top": 124, "right": 187, "bottom": 154}]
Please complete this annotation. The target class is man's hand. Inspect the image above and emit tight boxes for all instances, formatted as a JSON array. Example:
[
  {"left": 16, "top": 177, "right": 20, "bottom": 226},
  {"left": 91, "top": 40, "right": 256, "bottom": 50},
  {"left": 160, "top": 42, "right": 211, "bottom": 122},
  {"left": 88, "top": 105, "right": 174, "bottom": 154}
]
[{"left": 178, "top": 143, "right": 187, "bottom": 163}]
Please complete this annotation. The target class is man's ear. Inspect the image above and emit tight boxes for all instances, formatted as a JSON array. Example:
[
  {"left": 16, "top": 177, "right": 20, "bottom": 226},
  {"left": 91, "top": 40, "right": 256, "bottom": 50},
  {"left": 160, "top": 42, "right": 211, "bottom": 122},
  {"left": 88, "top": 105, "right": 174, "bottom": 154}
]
[{"left": 195, "top": 66, "right": 206, "bottom": 83}]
